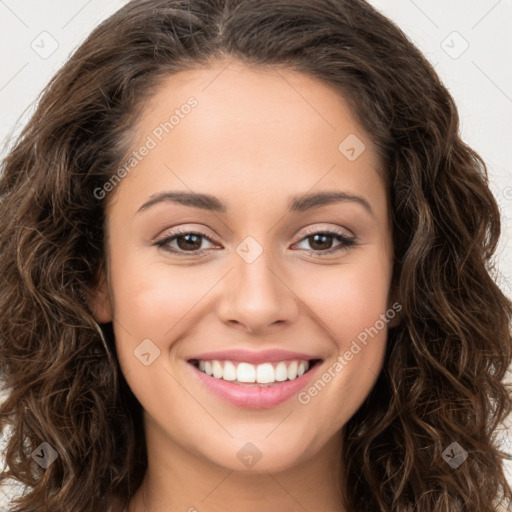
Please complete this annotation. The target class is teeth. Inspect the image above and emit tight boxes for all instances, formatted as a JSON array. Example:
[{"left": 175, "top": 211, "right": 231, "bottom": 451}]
[
  {"left": 256, "top": 363, "right": 274, "bottom": 384},
  {"left": 287, "top": 360, "right": 298, "bottom": 380},
  {"left": 212, "top": 360, "right": 223, "bottom": 379},
  {"left": 194, "top": 359, "right": 313, "bottom": 384},
  {"left": 237, "top": 362, "right": 256, "bottom": 383},
  {"left": 275, "top": 362, "right": 288, "bottom": 381},
  {"left": 223, "top": 361, "right": 237, "bottom": 381}
]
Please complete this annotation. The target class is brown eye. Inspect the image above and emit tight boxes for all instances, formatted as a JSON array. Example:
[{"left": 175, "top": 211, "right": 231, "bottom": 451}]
[
  {"left": 174, "top": 233, "right": 203, "bottom": 251},
  {"left": 307, "top": 233, "right": 335, "bottom": 251},
  {"left": 294, "top": 230, "right": 357, "bottom": 255},
  {"left": 154, "top": 230, "right": 216, "bottom": 255}
]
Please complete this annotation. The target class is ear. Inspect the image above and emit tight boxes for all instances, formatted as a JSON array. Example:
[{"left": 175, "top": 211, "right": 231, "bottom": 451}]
[{"left": 87, "top": 271, "right": 112, "bottom": 323}]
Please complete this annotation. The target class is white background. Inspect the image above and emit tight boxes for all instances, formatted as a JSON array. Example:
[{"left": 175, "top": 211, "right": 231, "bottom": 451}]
[{"left": 0, "top": 0, "right": 511, "bottom": 508}]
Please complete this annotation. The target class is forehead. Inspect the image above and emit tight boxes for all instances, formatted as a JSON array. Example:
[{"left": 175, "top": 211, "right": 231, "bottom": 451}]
[
  {"left": 108, "top": 61, "right": 387, "bottom": 219},
  {"left": 136, "top": 61, "right": 372, "bottom": 154}
]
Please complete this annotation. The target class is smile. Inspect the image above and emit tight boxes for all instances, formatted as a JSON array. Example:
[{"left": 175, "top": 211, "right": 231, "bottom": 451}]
[
  {"left": 190, "top": 359, "right": 317, "bottom": 385},
  {"left": 186, "top": 352, "right": 323, "bottom": 408}
]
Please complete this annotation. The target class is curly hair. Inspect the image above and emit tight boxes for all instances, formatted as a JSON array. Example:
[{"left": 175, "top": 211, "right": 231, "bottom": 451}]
[{"left": 1, "top": 0, "right": 511, "bottom": 510}]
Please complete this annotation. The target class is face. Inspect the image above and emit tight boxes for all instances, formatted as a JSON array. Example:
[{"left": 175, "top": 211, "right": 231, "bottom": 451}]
[{"left": 91, "top": 60, "right": 395, "bottom": 474}]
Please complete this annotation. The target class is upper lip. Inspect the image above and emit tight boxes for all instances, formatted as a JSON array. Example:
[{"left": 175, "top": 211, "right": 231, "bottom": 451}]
[{"left": 187, "top": 349, "right": 322, "bottom": 365}]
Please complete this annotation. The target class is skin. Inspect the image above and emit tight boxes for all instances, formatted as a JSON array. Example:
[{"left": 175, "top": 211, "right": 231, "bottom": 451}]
[{"left": 90, "top": 60, "right": 397, "bottom": 512}]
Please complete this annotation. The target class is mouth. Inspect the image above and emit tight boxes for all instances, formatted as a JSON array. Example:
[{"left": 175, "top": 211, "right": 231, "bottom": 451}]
[
  {"left": 186, "top": 355, "right": 323, "bottom": 408},
  {"left": 188, "top": 358, "right": 323, "bottom": 386}
]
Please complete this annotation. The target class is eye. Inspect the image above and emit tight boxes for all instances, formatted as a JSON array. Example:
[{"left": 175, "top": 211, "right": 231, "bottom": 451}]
[
  {"left": 293, "top": 229, "right": 357, "bottom": 255},
  {"left": 154, "top": 228, "right": 217, "bottom": 255}
]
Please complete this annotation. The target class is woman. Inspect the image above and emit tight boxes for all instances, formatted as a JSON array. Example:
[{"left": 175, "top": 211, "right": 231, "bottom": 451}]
[{"left": 1, "top": 0, "right": 511, "bottom": 510}]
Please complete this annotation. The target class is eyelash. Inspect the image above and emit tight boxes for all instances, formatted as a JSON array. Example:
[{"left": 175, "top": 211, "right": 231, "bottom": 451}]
[{"left": 154, "top": 227, "right": 357, "bottom": 256}]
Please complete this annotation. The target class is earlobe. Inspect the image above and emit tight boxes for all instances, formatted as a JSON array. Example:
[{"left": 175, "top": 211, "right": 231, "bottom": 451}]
[{"left": 87, "top": 272, "right": 112, "bottom": 323}]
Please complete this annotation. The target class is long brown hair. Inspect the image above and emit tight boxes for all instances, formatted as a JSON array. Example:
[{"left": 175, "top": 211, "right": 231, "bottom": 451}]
[{"left": 1, "top": 0, "right": 511, "bottom": 510}]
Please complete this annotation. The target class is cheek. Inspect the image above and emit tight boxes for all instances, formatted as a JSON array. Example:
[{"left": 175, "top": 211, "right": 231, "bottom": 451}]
[
  {"left": 301, "top": 250, "right": 392, "bottom": 344},
  {"left": 293, "top": 259, "right": 391, "bottom": 431},
  {"left": 107, "top": 238, "right": 232, "bottom": 377},
  {"left": 293, "top": 247, "right": 391, "bottom": 403},
  {"left": 109, "top": 257, "right": 213, "bottom": 342}
]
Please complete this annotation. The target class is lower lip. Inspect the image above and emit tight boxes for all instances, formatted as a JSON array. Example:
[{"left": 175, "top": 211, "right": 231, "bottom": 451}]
[{"left": 188, "top": 361, "right": 321, "bottom": 408}]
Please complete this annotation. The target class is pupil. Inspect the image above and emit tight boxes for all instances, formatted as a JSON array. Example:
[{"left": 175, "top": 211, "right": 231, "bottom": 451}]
[
  {"left": 178, "top": 234, "right": 201, "bottom": 251},
  {"left": 310, "top": 234, "right": 332, "bottom": 251}
]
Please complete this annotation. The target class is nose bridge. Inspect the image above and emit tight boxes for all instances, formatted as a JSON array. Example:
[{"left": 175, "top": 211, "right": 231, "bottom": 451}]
[
  {"left": 238, "top": 248, "right": 278, "bottom": 303},
  {"left": 217, "top": 236, "right": 298, "bottom": 332}
]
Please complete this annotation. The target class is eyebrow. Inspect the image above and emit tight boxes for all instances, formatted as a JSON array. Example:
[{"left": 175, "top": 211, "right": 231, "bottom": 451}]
[{"left": 137, "top": 190, "right": 374, "bottom": 216}]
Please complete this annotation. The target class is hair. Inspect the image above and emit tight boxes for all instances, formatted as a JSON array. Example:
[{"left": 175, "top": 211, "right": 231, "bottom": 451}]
[{"left": 1, "top": 0, "right": 511, "bottom": 510}]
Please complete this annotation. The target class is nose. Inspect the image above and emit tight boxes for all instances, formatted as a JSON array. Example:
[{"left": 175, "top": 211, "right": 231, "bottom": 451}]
[{"left": 216, "top": 249, "right": 300, "bottom": 335}]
